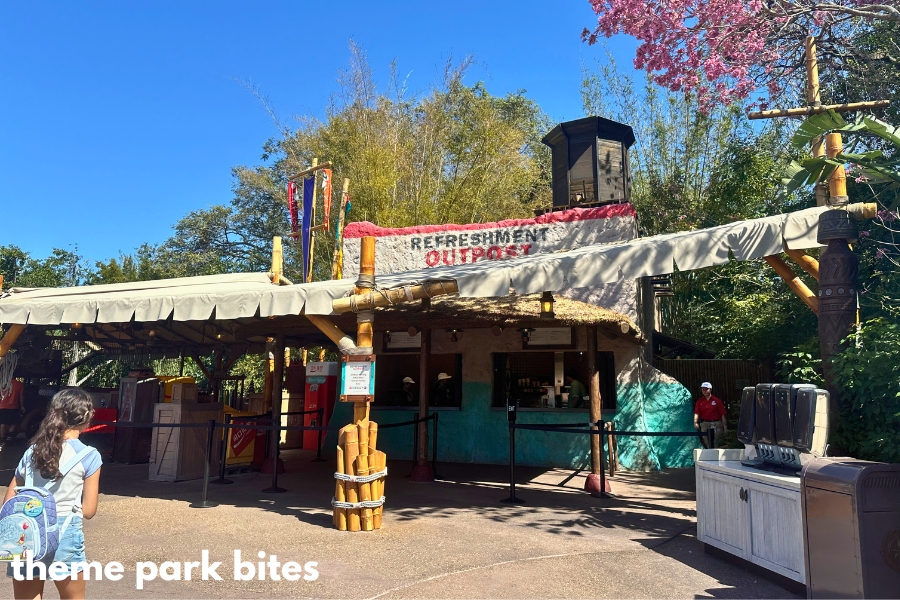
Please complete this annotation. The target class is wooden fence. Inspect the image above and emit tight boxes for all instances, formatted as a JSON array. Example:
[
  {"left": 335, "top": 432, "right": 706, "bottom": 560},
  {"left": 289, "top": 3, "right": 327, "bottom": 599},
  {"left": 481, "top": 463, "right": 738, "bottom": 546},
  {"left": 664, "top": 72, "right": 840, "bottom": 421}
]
[{"left": 655, "top": 359, "right": 774, "bottom": 413}]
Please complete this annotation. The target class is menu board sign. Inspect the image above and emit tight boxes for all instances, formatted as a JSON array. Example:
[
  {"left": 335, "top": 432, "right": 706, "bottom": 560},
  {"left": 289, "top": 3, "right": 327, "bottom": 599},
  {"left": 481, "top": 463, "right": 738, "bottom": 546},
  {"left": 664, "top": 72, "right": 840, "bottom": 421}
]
[
  {"left": 384, "top": 331, "right": 421, "bottom": 350},
  {"left": 524, "top": 327, "right": 574, "bottom": 348},
  {"left": 340, "top": 355, "right": 376, "bottom": 402}
]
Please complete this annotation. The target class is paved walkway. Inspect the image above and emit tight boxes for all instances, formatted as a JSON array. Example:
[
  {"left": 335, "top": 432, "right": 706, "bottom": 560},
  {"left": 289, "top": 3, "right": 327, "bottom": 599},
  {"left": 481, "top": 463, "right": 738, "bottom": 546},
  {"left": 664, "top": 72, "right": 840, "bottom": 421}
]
[{"left": 0, "top": 443, "right": 797, "bottom": 599}]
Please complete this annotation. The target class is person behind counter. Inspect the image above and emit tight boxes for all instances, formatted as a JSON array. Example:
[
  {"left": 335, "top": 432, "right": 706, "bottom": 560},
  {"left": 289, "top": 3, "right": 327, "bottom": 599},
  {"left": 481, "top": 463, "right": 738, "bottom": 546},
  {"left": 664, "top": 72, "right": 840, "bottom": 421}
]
[
  {"left": 0, "top": 377, "right": 24, "bottom": 446},
  {"left": 565, "top": 374, "right": 588, "bottom": 409},
  {"left": 431, "top": 372, "right": 454, "bottom": 407},
  {"left": 402, "top": 376, "right": 418, "bottom": 406}
]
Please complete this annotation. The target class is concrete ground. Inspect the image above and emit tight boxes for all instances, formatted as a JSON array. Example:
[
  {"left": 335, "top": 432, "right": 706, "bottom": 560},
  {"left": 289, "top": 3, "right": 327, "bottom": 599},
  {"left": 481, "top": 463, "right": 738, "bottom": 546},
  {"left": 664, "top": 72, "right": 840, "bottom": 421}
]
[{"left": 0, "top": 442, "right": 799, "bottom": 599}]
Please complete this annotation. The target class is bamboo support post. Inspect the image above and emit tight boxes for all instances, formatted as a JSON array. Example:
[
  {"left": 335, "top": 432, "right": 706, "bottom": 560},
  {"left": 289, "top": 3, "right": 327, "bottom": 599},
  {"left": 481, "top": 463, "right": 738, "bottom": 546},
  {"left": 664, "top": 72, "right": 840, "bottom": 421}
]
[
  {"left": 342, "top": 424, "right": 361, "bottom": 531},
  {"left": 826, "top": 133, "right": 848, "bottom": 202},
  {"left": 0, "top": 324, "right": 26, "bottom": 357},
  {"left": 764, "top": 255, "right": 819, "bottom": 314},
  {"left": 333, "top": 280, "right": 460, "bottom": 314},
  {"left": 270, "top": 237, "right": 283, "bottom": 285},
  {"left": 305, "top": 314, "right": 356, "bottom": 352},
  {"left": 587, "top": 326, "right": 601, "bottom": 476},
  {"left": 785, "top": 249, "right": 820, "bottom": 280}
]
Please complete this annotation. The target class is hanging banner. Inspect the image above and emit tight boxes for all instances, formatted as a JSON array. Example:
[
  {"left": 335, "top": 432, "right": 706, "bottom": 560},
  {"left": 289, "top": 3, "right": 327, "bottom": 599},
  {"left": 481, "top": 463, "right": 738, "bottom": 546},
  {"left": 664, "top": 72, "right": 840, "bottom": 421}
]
[
  {"left": 341, "top": 204, "right": 639, "bottom": 318},
  {"left": 321, "top": 169, "right": 333, "bottom": 230},
  {"left": 287, "top": 181, "right": 299, "bottom": 234},
  {"left": 301, "top": 176, "right": 315, "bottom": 282}
]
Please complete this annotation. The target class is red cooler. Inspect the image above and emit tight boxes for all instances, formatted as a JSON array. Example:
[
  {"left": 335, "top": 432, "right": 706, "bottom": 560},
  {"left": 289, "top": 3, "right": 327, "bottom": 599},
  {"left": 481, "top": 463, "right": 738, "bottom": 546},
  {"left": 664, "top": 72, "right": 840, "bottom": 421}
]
[{"left": 304, "top": 362, "right": 339, "bottom": 449}]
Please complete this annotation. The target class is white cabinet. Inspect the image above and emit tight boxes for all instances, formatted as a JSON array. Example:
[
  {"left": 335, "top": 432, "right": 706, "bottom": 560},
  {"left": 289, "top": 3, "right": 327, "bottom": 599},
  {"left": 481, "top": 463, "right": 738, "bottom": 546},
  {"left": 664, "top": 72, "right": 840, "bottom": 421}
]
[{"left": 695, "top": 451, "right": 805, "bottom": 583}]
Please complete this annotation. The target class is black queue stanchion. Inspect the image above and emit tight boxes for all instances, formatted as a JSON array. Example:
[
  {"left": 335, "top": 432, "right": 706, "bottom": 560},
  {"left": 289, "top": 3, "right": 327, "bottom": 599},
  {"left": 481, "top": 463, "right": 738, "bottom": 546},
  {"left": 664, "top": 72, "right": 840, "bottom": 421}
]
[
  {"left": 432, "top": 412, "right": 439, "bottom": 479},
  {"left": 501, "top": 399, "right": 523, "bottom": 504},
  {"left": 211, "top": 413, "right": 234, "bottom": 485},
  {"left": 311, "top": 407, "right": 326, "bottom": 462},
  {"left": 190, "top": 419, "right": 219, "bottom": 509}
]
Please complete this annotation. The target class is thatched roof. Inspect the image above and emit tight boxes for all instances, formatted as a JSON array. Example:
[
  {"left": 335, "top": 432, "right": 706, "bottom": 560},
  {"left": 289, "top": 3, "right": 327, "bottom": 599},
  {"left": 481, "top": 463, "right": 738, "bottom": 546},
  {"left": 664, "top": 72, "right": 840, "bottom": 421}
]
[{"left": 370, "top": 294, "right": 642, "bottom": 340}]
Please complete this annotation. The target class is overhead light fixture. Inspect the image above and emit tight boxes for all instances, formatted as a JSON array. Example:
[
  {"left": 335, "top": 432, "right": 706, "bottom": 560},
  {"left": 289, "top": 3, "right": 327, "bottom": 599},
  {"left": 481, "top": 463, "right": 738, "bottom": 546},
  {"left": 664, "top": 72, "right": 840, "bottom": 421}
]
[
  {"left": 517, "top": 327, "right": 534, "bottom": 340},
  {"left": 216, "top": 333, "right": 223, "bottom": 340},
  {"left": 148, "top": 329, "right": 156, "bottom": 337},
  {"left": 384, "top": 331, "right": 392, "bottom": 343},
  {"left": 540, "top": 291, "right": 555, "bottom": 320},
  {"left": 446, "top": 328, "right": 464, "bottom": 343}
]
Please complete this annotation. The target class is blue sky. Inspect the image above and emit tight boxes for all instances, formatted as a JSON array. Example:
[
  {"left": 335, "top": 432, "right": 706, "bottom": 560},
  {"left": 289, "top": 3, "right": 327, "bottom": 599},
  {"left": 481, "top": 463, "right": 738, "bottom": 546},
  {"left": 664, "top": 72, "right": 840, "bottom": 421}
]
[{"left": 0, "top": 1, "right": 638, "bottom": 264}]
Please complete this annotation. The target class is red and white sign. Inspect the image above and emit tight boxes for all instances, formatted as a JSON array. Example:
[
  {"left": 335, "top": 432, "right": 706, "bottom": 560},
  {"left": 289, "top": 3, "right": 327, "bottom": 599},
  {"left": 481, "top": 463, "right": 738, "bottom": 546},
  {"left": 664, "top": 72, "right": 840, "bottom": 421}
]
[{"left": 342, "top": 205, "right": 639, "bottom": 317}]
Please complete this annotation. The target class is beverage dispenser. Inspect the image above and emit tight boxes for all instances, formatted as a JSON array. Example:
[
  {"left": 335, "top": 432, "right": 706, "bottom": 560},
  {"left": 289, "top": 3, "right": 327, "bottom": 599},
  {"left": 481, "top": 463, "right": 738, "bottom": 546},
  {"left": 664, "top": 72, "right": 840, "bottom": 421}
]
[{"left": 303, "top": 362, "right": 339, "bottom": 450}]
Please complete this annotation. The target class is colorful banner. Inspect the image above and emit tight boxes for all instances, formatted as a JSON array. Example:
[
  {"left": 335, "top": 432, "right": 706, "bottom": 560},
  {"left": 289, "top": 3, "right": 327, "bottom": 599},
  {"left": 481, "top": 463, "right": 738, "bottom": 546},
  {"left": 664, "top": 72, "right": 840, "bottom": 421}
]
[
  {"left": 301, "top": 176, "right": 315, "bottom": 282},
  {"left": 321, "top": 169, "right": 332, "bottom": 230},
  {"left": 287, "top": 181, "right": 299, "bottom": 233}
]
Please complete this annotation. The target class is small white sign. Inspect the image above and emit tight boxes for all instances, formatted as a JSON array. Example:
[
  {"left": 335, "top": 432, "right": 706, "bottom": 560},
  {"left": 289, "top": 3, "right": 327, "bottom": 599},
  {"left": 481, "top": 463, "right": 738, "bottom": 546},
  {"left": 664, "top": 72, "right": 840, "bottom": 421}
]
[
  {"left": 342, "top": 361, "right": 375, "bottom": 396},
  {"left": 525, "top": 327, "right": 573, "bottom": 347}
]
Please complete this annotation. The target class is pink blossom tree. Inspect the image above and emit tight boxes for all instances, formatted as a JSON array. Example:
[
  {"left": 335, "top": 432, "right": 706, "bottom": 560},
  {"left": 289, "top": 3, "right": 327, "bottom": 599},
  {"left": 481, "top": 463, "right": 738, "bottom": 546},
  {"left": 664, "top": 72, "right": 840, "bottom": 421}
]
[{"left": 583, "top": 0, "right": 900, "bottom": 112}]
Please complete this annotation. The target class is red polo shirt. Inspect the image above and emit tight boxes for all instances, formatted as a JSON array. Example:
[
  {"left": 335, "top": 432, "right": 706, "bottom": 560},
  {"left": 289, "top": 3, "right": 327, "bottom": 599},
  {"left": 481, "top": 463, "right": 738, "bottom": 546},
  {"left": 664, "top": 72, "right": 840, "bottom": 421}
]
[{"left": 694, "top": 394, "right": 726, "bottom": 421}]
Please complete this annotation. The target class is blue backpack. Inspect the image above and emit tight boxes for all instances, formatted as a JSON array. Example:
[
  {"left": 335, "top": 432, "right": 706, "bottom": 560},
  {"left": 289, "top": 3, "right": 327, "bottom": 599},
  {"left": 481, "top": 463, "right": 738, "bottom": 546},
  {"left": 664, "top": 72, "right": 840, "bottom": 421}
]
[{"left": 0, "top": 447, "right": 93, "bottom": 562}]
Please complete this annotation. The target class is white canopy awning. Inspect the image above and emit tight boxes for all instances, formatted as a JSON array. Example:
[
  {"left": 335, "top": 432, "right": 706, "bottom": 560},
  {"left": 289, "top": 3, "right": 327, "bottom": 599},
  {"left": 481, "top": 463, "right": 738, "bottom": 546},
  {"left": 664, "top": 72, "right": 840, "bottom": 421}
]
[{"left": 0, "top": 206, "right": 826, "bottom": 326}]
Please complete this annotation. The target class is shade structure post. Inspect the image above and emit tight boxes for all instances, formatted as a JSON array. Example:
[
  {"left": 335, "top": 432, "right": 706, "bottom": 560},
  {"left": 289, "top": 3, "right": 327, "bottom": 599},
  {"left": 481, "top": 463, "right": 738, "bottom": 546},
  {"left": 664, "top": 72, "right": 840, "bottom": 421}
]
[
  {"left": 262, "top": 333, "right": 286, "bottom": 493},
  {"left": 584, "top": 326, "right": 609, "bottom": 497},
  {"left": 411, "top": 328, "right": 434, "bottom": 482}
]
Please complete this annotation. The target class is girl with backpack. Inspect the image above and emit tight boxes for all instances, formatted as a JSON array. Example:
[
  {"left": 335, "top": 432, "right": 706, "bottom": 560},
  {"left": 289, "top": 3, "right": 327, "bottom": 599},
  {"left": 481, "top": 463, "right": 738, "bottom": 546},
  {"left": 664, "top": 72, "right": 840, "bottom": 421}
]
[{"left": 2, "top": 388, "right": 102, "bottom": 599}]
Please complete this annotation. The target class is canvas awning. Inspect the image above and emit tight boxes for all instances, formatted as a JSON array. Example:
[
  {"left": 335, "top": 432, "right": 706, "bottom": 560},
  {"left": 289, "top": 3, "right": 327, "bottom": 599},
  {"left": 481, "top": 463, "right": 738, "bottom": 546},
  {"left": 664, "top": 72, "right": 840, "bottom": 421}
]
[{"left": 0, "top": 206, "right": 827, "bottom": 327}]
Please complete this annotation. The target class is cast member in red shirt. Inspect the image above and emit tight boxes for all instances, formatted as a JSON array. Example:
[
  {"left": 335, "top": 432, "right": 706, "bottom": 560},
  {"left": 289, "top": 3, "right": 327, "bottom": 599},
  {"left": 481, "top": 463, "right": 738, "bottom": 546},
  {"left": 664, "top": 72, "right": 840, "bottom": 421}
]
[{"left": 693, "top": 381, "right": 727, "bottom": 448}]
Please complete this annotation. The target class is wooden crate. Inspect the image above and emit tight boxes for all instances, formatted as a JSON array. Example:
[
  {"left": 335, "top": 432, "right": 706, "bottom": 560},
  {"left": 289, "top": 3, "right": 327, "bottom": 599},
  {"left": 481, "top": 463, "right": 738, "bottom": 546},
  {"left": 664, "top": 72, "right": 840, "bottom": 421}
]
[{"left": 149, "top": 403, "right": 223, "bottom": 482}]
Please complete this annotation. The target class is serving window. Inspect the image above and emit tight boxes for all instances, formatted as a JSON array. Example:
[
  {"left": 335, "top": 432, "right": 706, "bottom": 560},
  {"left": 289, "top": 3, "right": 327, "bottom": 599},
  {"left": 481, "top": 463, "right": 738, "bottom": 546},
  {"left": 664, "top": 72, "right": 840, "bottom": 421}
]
[
  {"left": 491, "top": 351, "right": 616, "bottom": 410},
  {"left": 373, "top": 353, "right": 462, "bottom": 408}
]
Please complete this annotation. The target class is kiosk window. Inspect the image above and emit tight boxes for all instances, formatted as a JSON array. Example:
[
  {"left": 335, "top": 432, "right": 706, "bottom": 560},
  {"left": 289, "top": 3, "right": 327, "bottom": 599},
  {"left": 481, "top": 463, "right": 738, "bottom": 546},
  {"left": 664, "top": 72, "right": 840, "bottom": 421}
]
[
  {"left": 374, "top": 353, "right": 462, "bottom": 408},
  {"left": 492, "top": 351, "right": 616, "bottom": 410}
]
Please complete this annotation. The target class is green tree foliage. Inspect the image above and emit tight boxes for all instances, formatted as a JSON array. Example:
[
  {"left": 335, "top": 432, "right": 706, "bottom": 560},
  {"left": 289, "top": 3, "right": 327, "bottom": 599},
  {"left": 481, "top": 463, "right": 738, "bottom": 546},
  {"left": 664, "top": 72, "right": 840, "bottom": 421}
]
[
  {"left": 831, "top": 318, "right": 900, "bottom": 462},
  {"left": 0, "top": 245, "right": 86, "bottom": 288},
  {"left": 582, "top": 54, "right": 817, "bottom": 359}
]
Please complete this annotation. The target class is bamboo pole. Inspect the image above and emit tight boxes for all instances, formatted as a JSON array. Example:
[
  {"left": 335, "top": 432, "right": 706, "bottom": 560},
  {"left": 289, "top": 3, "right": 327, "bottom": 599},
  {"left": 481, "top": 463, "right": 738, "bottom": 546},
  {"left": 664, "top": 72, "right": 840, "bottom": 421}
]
[
  {"left": 288, "top": 161, "right": 333, "bottom": 182},
  {"left": 0, "top": 324, "right": 26, "bottom": 357},
  {"left": 331, "top": 178, "right": 351, "bottom": 280},
  {"left": 587, "top": 326, "right": 601, "bottom": 476},
  {"left": 353, "top": 237, "right": 376, "bottom": 423},
  {"left": 747, "top": 100, "right": 889, "bottom": 120},
  {"left": 356, "top": 453, "right": 373, "bottom": 531},
  {"left": 785, "top": 249, "right": 820, "bottom": 280},
  {"left": 305, "top": 314, "right": 356, "bottom": 351},
  {"left": 764, "top": 255, "right": 819, "bottom": 314},
  {"left": 270, "top": 237, "right": 283, "bottom": 285},
  {"left": 333, "top": 280, "right": 460, "bottom": 314},
  {"left": 334, "top": 442, "right": 347, "bottom": 530},
  {"left": 373, "top": 450, "right": 386, "bottom": 529},
  {"left": 826, "top": 133, "right": 848, "bottom": 201},
  {"left": 342, "top": 424, "right": 361, "bottom": 531}
]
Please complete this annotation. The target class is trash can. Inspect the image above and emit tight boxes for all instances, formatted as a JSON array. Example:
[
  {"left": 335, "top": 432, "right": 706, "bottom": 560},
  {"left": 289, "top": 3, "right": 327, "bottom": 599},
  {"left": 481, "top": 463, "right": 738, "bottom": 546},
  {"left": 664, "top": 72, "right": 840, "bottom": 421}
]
[{"left": 801, "top": 457, "right": 900, "bottom": 598}]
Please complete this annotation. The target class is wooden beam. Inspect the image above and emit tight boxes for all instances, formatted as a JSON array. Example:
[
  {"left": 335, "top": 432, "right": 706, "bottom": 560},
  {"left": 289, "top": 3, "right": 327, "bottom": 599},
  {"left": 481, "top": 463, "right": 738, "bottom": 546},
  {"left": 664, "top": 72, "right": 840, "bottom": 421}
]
[
  {"left": 288, "top": 161, "right": 332, "bottom": 182},
  {"left": 747, "top": 100, "right": 889, "bottom": 120},
  {"left": 764, "top": 255, "right": 819, "bottom": 314},
  {"left": 0, "top": 324, "right": 26, "bottom": 357},
  {"left": 189, "top": 354, "right": 213, "bottom": 381},
  {"left": 305, "top": 314, "right": 356, "bottom": 351},
  {"left": 785, "top": 249, "right": 820, "bottom": 280},
  {"left": 333, "top": 280, "right": 460, "bottom": 313}
]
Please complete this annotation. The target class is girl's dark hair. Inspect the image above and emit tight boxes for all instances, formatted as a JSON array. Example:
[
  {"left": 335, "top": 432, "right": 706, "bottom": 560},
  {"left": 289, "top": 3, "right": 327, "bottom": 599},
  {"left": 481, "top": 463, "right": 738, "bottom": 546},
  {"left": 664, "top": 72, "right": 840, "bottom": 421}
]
[{"left": 30, "top": 388, "right": 94, "bottom": 480}]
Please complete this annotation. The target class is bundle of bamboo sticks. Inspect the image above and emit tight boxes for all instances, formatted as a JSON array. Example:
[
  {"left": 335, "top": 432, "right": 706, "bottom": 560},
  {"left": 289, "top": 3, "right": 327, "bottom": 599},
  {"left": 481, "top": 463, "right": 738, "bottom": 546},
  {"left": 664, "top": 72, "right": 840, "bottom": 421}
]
[{"left": 334, "top": 420, "right": 387, "bottom": 531}]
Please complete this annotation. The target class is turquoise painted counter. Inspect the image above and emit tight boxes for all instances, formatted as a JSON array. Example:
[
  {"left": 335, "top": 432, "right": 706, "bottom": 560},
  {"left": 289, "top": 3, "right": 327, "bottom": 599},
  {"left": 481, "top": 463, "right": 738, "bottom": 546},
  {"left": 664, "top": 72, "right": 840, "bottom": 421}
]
[{"left": 323, "top": 379, "right": 699, "bottom": 471}]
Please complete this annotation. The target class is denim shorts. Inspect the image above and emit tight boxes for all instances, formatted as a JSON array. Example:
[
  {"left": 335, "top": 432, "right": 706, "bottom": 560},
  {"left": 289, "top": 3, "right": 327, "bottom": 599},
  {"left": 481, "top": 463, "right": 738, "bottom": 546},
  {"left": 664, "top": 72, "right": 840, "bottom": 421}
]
[{"left": 6, "top": 516, "right": 86, "bottom": 579}]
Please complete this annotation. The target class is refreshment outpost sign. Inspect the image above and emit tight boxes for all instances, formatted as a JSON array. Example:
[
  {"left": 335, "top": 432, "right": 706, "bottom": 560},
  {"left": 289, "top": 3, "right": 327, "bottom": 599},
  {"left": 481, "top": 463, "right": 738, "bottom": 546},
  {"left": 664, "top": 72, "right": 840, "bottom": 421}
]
[{"left": 341, "top": 205, "right": 639, "bottom": 317}]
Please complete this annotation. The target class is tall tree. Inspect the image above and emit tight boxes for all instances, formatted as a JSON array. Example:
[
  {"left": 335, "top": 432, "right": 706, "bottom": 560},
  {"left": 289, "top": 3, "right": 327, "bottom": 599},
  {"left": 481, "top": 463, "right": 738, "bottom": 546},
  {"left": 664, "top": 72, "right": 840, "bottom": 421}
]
[{"left": 583, "top": 0, "right": 900, "bottom": 111}]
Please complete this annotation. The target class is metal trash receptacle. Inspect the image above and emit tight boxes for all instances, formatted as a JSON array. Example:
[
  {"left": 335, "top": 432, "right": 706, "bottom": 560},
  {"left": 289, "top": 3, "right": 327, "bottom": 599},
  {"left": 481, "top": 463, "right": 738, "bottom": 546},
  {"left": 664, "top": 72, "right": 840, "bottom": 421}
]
[{"left": 801, "top": 457, "right": 900, "bottom": 598}]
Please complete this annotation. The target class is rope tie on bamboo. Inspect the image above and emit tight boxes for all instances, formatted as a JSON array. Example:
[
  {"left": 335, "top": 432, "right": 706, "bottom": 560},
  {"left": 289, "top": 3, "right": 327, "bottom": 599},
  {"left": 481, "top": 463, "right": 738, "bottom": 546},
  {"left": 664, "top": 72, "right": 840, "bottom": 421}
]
[
  {"left": 331, "top": 496, "right": 386, "bottom": 509},
  {"left": 404, "top": 286, "right": 414, "bottom": 301},
  {"left": 333, "top": 467, "right": 387, "bottom": 483}
]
